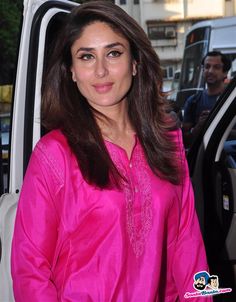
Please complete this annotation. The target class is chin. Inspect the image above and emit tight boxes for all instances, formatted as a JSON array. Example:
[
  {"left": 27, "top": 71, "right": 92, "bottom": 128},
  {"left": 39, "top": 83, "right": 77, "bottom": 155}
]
[{"left": 207, "top": 81, "right": 217, "bottom": 86}]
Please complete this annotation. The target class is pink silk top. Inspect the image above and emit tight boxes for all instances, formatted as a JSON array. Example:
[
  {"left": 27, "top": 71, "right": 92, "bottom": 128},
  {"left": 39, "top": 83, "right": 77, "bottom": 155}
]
[{"left": 11, "top": 129, "right": 212, "bottom": 301}]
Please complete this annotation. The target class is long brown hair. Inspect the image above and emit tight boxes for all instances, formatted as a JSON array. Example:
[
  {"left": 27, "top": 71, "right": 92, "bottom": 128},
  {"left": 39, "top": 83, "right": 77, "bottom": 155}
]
[{"left": 42, "top": 0, "right": 181, "bottom": 188}]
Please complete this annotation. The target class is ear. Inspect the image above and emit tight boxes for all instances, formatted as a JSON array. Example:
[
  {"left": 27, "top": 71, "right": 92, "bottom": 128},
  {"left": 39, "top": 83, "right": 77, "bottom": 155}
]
[
  {"left": 223, "top": 71, "right": 228, "bottom": 78},
  {"left": 132, "top": 60, "right": 137, "bottom": 76},
  {"left": 70, "top": 67, "right": 77, "bottom": 82}
]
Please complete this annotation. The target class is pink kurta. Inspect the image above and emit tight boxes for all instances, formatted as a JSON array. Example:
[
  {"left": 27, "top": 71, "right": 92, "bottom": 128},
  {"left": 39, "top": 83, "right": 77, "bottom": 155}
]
[{"left": 11, "top": 129, "right": 212, "bottom": 301}]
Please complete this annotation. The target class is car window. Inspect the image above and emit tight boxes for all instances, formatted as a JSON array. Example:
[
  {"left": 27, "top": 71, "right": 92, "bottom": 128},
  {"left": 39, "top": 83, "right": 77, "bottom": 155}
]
[
  {"left": 0, "top": 90, "right": 12, "bottom": 193},
  {"left": 0, "top": 113, "right": 10, "bottom": 147},
  {"left": 0, "top": 0, "right": 22, "bottom": 193}
]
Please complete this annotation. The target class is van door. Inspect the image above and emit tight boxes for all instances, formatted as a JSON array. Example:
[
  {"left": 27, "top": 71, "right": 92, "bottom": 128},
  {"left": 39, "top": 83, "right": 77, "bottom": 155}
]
[
  {"left": 0, "top": 1, "right": 77, "bottom": 301},
  {"left": 187, "top": 77, "right": 236, "bottom": 299}
]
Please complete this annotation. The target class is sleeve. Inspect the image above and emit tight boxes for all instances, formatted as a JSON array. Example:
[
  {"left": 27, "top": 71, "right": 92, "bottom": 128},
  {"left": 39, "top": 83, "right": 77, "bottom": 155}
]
[
  {"left": 11, "top": 144, "right": 63, "bottom": 302},
  {"left": 183, "top": 95, "right": 195, "bottom": 124},
  {"left": 172, "top": 131, "right": 213, "bottom": 301}
]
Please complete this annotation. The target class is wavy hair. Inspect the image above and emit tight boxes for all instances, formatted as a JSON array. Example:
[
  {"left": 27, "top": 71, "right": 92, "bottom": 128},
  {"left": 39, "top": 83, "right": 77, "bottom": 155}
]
[{"left": 41, "top": 0, "right": 181, "bottom": 188}]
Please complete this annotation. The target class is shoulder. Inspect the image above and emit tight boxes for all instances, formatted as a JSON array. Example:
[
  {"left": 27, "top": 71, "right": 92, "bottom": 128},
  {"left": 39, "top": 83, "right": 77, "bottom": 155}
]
[
  {"left": 168, "top": 129, "right": 185, "bottom": 169},
  {"left": 184, "top": 95, "right": 196, "bottom": 111},
  {"left": 34, "top": 129, "right": 72, "bottom": 160},
  {"left": 36, "top": 129, "right": 69, "bottom": 151},
  {"left": 166, "top": 129, "right": 184, "bottom": 157},
  {"left": 186, "top": 91, "right": 203, "bottom": 104},
  {"left": 201, "top": 89, "right": 209, "bottom": 99},
  {"left": 30, "top": 130, "right": 75, "bottom": 186},
  {"left": 168, "top": 128, "right": 184, "bottom": 147}
]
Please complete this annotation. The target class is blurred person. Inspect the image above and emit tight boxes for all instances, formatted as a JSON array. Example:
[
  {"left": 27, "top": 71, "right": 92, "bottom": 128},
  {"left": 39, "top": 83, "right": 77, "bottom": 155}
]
[
  {"left": 11, "top": 1, "right": 212, "bottom": 301},
  {"left": 182, "top": 51, "right": 231, "bottom": 149}
]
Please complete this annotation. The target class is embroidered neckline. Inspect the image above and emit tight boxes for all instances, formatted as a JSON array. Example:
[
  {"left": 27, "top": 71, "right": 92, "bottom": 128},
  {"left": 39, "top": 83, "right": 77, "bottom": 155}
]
[{"left": 107, "top": 140, "right": 153, "bottom": 257}]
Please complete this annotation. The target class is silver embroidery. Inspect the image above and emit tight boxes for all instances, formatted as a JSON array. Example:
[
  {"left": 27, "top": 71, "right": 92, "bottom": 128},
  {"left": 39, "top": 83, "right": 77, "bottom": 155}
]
[
  {"left": 108, "top": 142, "right": 153, "bottom": 257},
  {"left": 36, "top": 141, "right": 64, "bottom": 186}
]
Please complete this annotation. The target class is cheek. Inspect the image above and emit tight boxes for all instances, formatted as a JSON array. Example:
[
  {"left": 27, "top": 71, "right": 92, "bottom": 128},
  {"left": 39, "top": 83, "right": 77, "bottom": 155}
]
[
  {"left": 72, "top": 66, "right": 92, "bottom": 83},
  {"left": 124, "top": 66, "right": 134, "bottom": 86},
  {"left": 220, "top": 72, "right": 227, "bottom": 79},
  {"left": 70, "top": 67, "right": 92, "bottom": 97},
  {"left": 113, "top": 63, "right": 133, "bottom": 81},
  {"left": 75, "top": 77, "right": 90, "bottom": 95}
]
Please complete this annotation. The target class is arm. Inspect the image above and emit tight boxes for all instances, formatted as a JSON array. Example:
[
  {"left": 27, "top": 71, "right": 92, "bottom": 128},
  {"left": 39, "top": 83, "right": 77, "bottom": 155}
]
[
  {"left": 181, "top": 121, "right": 194, "bottom": 149},
  {"left": 182, "top": 93, "right": 210, "bottom": 149},
  {"left": 182, "top": 111, "right": 210, "bottom": 149},
  {"left": 11, "top": 144, "right": 62, "bottom": 302},
  {"left": 172, "top": 132, "right": 213, "bottom": 301},
  {"left": 182, "top": 96, "right": 195, "bottom": 149}
]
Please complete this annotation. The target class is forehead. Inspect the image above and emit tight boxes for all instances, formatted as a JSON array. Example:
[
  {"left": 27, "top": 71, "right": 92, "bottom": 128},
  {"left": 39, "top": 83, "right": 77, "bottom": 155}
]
[
  {"left": 76, "top": 21, "right": 128, "bottom": 44},
  {"left": 204, "top": 55, "right": 223, "bottom": 65}
]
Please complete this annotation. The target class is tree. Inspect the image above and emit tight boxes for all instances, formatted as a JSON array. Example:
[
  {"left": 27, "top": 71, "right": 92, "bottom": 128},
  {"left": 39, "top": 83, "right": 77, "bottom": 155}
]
[
  {"left": 0, "top": 0, "right": 115, "bottom": 84},
  {"left": 0, "top": 0, "right": 23, "bottom": 84}
]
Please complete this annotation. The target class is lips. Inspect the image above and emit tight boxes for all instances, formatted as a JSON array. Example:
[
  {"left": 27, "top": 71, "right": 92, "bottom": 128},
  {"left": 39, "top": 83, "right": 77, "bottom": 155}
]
[
  {"left": 206, "top": 76, "right": 216, "bottom": 82},
  {"left": 93, "top": 82, "right": 113, "bottom": 93}
]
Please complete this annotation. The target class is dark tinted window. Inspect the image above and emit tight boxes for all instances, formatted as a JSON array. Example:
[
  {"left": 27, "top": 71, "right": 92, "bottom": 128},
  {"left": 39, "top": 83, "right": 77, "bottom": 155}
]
[{"left": 186, "top": 27, "right": 210, "bottom": 47}]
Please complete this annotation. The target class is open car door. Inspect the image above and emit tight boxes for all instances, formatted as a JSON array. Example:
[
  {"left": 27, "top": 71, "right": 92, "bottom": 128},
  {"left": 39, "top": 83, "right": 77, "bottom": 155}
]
[
  {"left": 187, "top": 77, "right": 236, "bottom": 301},
  {"left": 0, "top": 1, "right": 78, "bottom": 300}
]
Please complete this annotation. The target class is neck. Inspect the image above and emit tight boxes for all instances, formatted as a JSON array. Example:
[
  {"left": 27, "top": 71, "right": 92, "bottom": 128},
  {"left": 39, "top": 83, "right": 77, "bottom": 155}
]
[
  {"left": 94, "top": 101, "right": 135, "bottom": 158},
  {"left": 207, "top": 82, "right": 225, "bottom": 96},
  {"left": 95, "top": 101, "right": 134, "bottom": 141}
]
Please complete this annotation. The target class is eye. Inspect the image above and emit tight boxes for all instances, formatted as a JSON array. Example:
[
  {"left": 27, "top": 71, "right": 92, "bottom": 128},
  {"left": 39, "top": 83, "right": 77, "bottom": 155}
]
[
  {"left": 108, "top": 50, "right": 123, "bottom": 58},
  {"left": 78, "top": 53, "right": 94, "bottom": 61}
]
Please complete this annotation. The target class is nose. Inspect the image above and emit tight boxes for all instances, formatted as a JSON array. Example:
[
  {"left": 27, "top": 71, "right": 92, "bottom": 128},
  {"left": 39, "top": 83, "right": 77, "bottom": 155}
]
[
  {"left": 95, "top": 57, "right": 108, "bottom": 78},
  {"left": 208, "top": 66, "right": 214, "bottom": 73}
]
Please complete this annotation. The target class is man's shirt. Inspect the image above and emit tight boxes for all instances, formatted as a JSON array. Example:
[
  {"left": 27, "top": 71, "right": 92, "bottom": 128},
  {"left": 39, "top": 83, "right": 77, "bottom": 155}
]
[{"left": 183, "top": 90, "right": 219, "bottom": 126}]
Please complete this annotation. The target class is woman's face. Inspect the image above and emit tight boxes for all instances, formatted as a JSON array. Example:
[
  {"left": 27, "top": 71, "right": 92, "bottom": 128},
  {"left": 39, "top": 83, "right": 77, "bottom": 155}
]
[{"left": 70, "top": 21, "right": 137, "bottom": 112}]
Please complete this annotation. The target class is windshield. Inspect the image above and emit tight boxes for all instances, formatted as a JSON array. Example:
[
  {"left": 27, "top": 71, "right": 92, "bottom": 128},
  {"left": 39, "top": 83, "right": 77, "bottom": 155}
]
[
  {"left": 179, "top": 41, "right": 208, "bottom": 90},
  {"left": 179, "top": 26, "right": 210, "bottom": 91}
]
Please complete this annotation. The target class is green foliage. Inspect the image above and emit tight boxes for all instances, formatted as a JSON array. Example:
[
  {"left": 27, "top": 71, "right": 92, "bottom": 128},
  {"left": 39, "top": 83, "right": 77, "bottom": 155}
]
[
  {"left": 0, "top": 0, "right": 115, "bottom": 84},
  {"left": 0, "top": 0, "right": 23, "bottom": 84}
]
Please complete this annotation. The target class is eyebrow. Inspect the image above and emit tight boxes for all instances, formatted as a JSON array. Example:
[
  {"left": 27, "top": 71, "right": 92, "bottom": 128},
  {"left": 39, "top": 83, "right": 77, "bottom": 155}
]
[{"left": 75, "top": 42, "right": 126, "bottom": 54}]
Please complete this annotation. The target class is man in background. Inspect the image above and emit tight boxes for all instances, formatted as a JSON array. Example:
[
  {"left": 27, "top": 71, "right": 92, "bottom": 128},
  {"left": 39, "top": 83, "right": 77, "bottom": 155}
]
[{"left": 182, "top": 51, "right": 231, "bottom": 149}]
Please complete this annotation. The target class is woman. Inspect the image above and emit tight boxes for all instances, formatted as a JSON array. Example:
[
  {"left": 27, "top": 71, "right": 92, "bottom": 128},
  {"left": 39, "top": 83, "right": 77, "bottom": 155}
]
[{"left": 11, "top": 1, "right": 212, "bottom": 301}]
